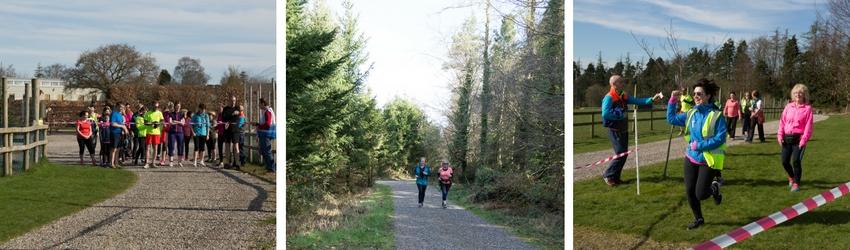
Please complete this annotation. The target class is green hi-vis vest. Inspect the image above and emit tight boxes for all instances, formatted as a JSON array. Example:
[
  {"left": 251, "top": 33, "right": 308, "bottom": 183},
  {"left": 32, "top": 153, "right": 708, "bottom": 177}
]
[
  {"left": 740, "top": 98, "right": 751, "bottom": 113},
  {"left": 680, "top": 95, "right": 694, "bottom": 112},
  {"left": 683, "top": 109, "right": 726, "bottom": 170}
]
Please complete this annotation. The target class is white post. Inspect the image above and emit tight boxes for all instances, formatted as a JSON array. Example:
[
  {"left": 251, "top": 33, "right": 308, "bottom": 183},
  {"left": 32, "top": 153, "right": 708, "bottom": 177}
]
[{"left": 634, "top": 84, "right": 640, "bottom": 195}]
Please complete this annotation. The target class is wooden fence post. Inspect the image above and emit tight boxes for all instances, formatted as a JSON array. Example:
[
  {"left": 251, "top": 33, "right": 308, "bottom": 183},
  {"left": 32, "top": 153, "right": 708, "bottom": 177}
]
[
  {"left": 590, "top": 113, "right": 595, "bottom": 138},
  {"left": 31, "top": 78, "right": 40, "bottom": 164},
  {"left": 23, "top": 83, "right": 30, "bottom": 171},
  {"left": 0, "top": 77, "right": 6, "bottom": 176}
]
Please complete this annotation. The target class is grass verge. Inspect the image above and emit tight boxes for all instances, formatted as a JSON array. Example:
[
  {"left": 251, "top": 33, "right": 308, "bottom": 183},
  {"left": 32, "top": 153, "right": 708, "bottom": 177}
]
[
  {"left": 0, "top": 161, "right": 136, "bottom": 243},
  {"left": 237, "top": 163, "right": 276, "bottom": 184},
  {"left": 287, "top": 184, "right": 394, "bottom": 249},
  {"left": 574, "top": 115, "right": 850, "bottom": 249},
  {"left": 448, "top": 183, "right": 564, "bottom": 249}
]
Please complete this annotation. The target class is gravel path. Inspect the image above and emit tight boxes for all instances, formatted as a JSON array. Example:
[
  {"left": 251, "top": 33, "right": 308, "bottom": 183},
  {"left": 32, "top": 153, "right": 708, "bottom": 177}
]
[
  {"left": 574, "top": 115, "right": 830, "bottom": 181},
  {"left": 1, "top": 134, "right": 276, "bottom": 249},
  {"left": 378, "top": 180, "right": 535, "bottom": 250}
]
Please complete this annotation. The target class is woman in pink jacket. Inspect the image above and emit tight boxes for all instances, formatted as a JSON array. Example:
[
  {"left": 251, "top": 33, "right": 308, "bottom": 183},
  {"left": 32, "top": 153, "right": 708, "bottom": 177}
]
[
  {"left": 778, "top": 84, "right": 814, "bottom": 192},
  {"left": 724, "top": 92, "right": 741, "bottom": 140}
]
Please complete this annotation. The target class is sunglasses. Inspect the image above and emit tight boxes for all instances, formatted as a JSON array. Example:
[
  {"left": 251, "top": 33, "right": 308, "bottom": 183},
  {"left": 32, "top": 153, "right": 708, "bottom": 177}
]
[{"left": 693, "top": 92, "right": 706, "bottom": 97}]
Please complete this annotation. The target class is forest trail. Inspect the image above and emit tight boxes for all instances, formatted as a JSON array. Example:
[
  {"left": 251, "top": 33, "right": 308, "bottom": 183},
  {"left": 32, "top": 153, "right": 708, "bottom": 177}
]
[
  {"left": 378, "top": 180, "right": 536, "bottom": 250},
  {"left": 573, "top": 114, "right": 830, "bottom": 181}
]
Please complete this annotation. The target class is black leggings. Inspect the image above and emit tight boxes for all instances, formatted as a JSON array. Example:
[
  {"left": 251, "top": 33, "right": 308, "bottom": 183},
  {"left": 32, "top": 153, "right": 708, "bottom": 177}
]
[
  {"left": 194, "top": 136, "right": 207, "bottom": 152},
  {"left": 417, "top": 184, "right": 427, "bottom": 204},
  {"left": 207, "top": 137, "right": 217, "bottom": 159},
  {"left": 134, "top": 137, "right": 147, "bottom": 162},
  {"left": 725, "top": 116, "right": 738, "bottom": 138},
  {"left": 781, "top": 142, "right": 805, "bottom": 185},
  {"left": 77, "top": 137, "right": 95, "bottom": 156},
  {"left": 748, "top": 121, "right": 765, "bottom": 142},
  {"left": 684, "top": 160, "right": 719, "bottom": 220}
]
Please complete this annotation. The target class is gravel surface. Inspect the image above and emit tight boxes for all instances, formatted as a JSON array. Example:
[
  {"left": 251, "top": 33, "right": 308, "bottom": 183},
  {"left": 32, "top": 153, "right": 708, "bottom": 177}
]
[
  {"left": 1, "top": 134, "right": 276, "bottom": 249},
  {"left": 574, "top": 115, "right": 830, "bottom": 181},
  {"left": 378, "top": 180, "right": 536, "bottom": 250}
]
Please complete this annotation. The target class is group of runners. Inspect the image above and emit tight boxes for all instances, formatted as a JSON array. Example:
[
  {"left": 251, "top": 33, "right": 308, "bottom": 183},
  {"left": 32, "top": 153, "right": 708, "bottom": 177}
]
[
  {"left": 600, "top": 75, "right": 814, "bottom": 229},
  {"left": 413, "top": 157, "right": 455, "bottom": 209},
  {"left": 73, "top": 94, "right": 277, "bottom": 172}
]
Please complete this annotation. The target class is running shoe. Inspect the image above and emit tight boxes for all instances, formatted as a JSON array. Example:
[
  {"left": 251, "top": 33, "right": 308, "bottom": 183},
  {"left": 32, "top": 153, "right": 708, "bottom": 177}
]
[
  {"left": 712, "top": 181, "right": 722, "bottom": 205},
  {"left": 687, "top": 218, "right": 705, "bottom": 230},
  {"left": 788, "top": 176, "right": 794, "bottom": 187},
  {"left": 791, "top": 183, "right": 800, "bottom": 192}
]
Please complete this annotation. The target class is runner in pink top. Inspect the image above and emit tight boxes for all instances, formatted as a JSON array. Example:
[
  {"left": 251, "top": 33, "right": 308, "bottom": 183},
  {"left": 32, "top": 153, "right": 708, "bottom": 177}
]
[
  {"left": 723, "top": 92, "right": 741, "bottom": 140},
  {"left": 777, "top": 84, "right": 814, "bottom": 192},
  {"left": 438, "top": 160, "right": 453, "bottom": 209}
]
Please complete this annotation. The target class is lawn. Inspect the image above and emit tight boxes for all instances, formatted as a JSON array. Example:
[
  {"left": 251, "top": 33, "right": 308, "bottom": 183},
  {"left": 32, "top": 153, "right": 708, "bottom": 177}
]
[
  {"left": 573, "top": 107, "right": 782, "bottom": 154},
  {"left": 0, "top": 161, "right": 137, "bottom": 243},
  {"left": 574, "top": 115, "right": 850, "bottom": 249},
  {"left": 449, "top": 183, "right": 564, "bottom": 249},
  {"left": 287, "top": 184, "right": 395, "bottom": 249}
]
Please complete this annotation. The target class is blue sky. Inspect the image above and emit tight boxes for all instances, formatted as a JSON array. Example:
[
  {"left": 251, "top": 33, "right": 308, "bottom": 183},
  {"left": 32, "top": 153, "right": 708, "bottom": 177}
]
[
  {"left": 324, "top": 0, "right": 523, "bottom": 126},
  {"left": 0, "top": 0, "right": 274, "bottom": 82},
  {"left": 574, "top": 0, "right": 827, "bottom": 68}
]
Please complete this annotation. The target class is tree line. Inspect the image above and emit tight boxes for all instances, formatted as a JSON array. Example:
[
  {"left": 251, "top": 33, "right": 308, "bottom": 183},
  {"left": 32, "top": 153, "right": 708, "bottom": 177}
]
[
  {"left": 575, "top": 0, "right": 850, "bottom": 110},
  {"left": 1, "top": 45, "right": 271, "bottom": 100}
]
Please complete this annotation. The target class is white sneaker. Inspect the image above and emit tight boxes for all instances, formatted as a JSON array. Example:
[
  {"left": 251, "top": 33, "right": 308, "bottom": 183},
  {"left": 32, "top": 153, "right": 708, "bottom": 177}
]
[
  {"left": 200, "top": 162, "right": 206, "bottom": 167},
  {"left": 143, "top": 164, "right": 150, "bottom": 169},
  {"left": 193, "top": 162, "right": 197, "bottom": 167},
  {"left": 169, "top": 162, "right": 174, "bottom": 167}
]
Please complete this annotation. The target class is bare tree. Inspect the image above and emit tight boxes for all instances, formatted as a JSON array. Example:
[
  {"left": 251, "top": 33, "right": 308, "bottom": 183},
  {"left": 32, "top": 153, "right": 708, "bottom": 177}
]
[
  {"left": 67, "top": 43, "right": 159, "bottom": 98},
  {"left": 173, "top": 56, "right": 210, "bottom": 85},
  {"left": 0, "top": 62, "right": 16, "bottom": 78},
  {"left": 42, "top": 63, "right": 71, "bottom": 80}
]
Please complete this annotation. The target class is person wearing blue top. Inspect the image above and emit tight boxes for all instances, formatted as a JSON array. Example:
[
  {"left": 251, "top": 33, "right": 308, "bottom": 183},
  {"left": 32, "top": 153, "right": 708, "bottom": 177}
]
[
  {"left": 238, "top": 105, "right": 247, "bottom": 167},
  {"left": 600, "top": 75, "right": 663, "bottom": 186},
  {"left": 666, "top": 78, "right": 727, "bottom": 230},
  {"left": 413, "top": 157, "right": 430, "bottom": 208},
  {"left": 109, "top": 104, "right": 129, "bottom": 169},
  {"left": 192, "top": 104, "right": 210, "bottom": 167}
]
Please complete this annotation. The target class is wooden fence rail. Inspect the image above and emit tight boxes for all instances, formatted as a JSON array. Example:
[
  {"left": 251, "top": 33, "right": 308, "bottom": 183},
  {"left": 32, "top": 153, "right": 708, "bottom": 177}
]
[
  {"left": 573, "top": 105, "right": 784, "bottom": 138},
  {"left": 0, "top": 77, "right": 48, "bottom": 176}
]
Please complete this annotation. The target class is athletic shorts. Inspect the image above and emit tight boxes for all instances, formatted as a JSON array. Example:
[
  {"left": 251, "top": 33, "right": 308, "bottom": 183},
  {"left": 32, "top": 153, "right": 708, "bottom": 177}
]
[
  {"left": 146, "top": 134, "right": 162, "bottom": 145},
  {"left": 222, "top": 131, "right": 234, "bottom": 143},
  {"left": 110, "top": 132, "right": 122, "bottom": 147},
  {"left": 194, "top": 136, "right": 207, "bottom": 152}
]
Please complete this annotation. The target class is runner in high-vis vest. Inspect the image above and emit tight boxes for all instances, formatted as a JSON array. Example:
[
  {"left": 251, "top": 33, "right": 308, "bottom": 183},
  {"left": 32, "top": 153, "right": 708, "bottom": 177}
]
[{"left": 666, "top": 78, "right": 727, "bottom": 230}]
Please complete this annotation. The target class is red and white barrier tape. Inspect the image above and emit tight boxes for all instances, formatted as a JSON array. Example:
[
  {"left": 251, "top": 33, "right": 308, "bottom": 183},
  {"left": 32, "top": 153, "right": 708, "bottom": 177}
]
[
  {"left": 690, "top": 181, "right": 850, "bottom": 250},
  {"left": 45, "top": 121, "right": 257, "bottom": 126},
  {"left": 575, "top": 149, "right": 636, "bottom": 170}
]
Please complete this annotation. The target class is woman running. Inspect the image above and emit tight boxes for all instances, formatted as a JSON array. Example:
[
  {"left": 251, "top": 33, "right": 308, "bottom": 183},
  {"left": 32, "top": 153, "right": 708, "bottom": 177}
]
[
  {"left": 414, "top": 157, "right": 430, "bottom": 208},
  {"left": 778, "top": 84, "right": 814, "bottom": 192},
  {"left": 438, "top": 160, "right": 453, "bottom": 209},
  {"left": 667, "top": 78, "right": 727, "bottom": 230}
]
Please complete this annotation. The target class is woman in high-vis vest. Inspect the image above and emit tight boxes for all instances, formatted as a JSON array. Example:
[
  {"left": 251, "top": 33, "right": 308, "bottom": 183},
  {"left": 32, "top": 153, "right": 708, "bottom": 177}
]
[
  {"left": 778, "top": 84, "right": 814, "bottom": 192},
  {"left": 667, "top": 78, "right": 727, "bottom": 230}
]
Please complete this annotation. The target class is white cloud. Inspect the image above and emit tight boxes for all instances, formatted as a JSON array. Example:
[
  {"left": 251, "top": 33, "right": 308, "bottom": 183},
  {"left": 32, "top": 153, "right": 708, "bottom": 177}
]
[{"left": 639, "top": 0, "right": 766, "bottom": 30}]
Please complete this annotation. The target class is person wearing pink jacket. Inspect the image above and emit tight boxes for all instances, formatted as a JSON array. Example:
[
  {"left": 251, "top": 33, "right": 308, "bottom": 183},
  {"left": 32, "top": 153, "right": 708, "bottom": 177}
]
[
  {"left": 777, "top": 84, "right": 814, "bottom": 192},
  {"left": 723, "top": 92, "right": 741, "bottom": 140}
]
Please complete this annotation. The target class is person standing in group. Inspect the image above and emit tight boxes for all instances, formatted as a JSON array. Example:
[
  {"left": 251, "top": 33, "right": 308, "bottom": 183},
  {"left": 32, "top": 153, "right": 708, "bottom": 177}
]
[
  {"left": 133, "top": 105, "right": 148, "bottom": 166},
  {"left": 88, "top": 104, "right": 99, "bottom": 145},
  {"left": 724, "top": 92, "right": 741, "bottom": 140},
  {"left": 122, "top": 103, "right": 134, "bottom": 162},
  {"left": 76, "top": 111, "right": 96, "bottom": 166},
  {"left": 254, "top": 98, "right": 276, "bottom": 172},
  {"left": 667, "top": 78, "right": 727, "bottom": 230},
  {"left": 159, "top": 102, "right": 172, "bottom": 166},
  {"left": 165, "top": 102, "right": 186, "bottom": 167},
  {"left": 778, "top": 84, "right": 814, "bottom": 192},
  {"left": 207, "top": 111, "right": 218, "bottom": 163},
  {"left": 414, "top": 157, "right": 430, "bottom": 208},
  {"left": 110, "top": 104, "right": 129, "bottom": 169},
  {"left": 747, "top": 90, "right": 766, "bottom": 143},
  {"left": 144, "top": 101, "right": 164, "bottom": 169},
  {"left": 740, "top": 92, "right": 752, "bottom": 139},
  {"left": 191, "top": 104, "right": 210, "bottom": 167},
  {"left": 438, "top": 160, "right": 453, "bottom": 209},
  {"left": 216, "top": 105, "right": 226, "bottom": 167},
  {"left": 99, "top": 107, "right": 112, "bottom": 167},
  {"left": 182, "top": 108, "right": 193, "bottom": 162},
  {"left": 678, "top": 87, "right": 695, "bottom": 136},
  {"left": 600, "top": 75, "right": 663, "bottom": 186},
  {"left": 222, "top": 95, "right": 242, "bottom": 169},
  {"left": 238, "top": 105, "right": 247, "bottom": 167}
]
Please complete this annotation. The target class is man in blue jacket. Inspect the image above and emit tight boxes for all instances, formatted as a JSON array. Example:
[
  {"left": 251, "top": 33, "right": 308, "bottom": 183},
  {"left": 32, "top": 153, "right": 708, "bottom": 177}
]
[{"left": 601, "top": 75, "right": 663, "bottom": 186}]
